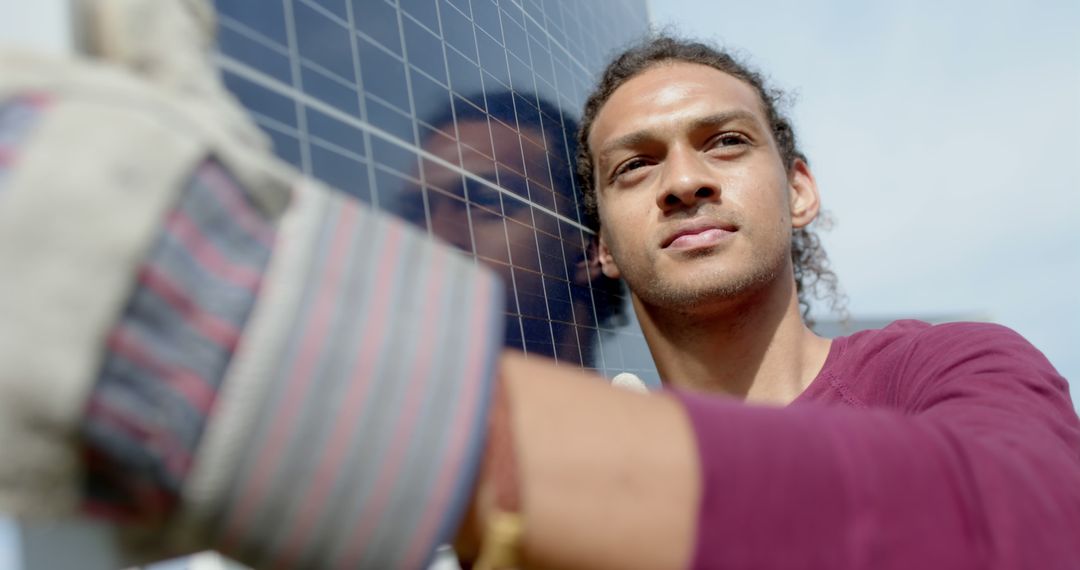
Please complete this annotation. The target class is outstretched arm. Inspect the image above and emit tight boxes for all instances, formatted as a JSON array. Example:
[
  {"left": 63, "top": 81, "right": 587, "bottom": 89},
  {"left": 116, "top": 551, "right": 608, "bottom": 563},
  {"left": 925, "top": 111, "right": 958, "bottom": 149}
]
[{"left": 460, "top": 324, "right": 1080, "bottom": 569}]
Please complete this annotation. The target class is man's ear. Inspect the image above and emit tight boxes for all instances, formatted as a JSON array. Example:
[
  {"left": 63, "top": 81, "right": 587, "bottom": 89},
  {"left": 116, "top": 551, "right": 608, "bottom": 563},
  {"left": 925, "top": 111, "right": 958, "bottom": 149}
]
[
  {"left": 596, "top": 233, "right": 622, "bottom": 280},
  {"left": 572, "top": 238, "right": 605, "bottom": 284},
  {"left": 788, "top": 158, "right": 821, "bottom": 229}
]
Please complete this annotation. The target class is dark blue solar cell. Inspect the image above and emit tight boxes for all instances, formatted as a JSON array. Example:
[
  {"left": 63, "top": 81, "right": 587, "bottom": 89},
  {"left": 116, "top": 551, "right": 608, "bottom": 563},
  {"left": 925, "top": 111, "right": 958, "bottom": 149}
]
[
  {"left": 410, "top": 67, "right": 452, "bottom": 126},
  {"left": 523, "top": 142, "right": 553, "bottom": 185},
  {"left": 309, "top": 143, "right": 371, "bottom": 201},
  {"left": 539, "top": 247, "right": 569, "bottom": 283},
  {"left": 507, "top": 54, "right": 536, "bottom": 95},
  {"left": 357, "top": 39, "right": 410, "bottom": 112},
  {"left": 503, "top": 315, "right": 525, "bottom": 349},
  {"left": 214, "top": 0, "right": 288, "bottom": 46},
  {"left": 366, "top": 97, "right": 415, "bottom": 143},
  {"left": 402, "top": 17, "right": 447, "bottom": 83},
  {"left": 494, "top": 167, "right": 528, "bottom": 205},
  {"left": 352, "top": 0, "right": 402, "bottom": 54},
  {"left": 309, "top": 0, "right": 347, "bottom": 20},
  {"left": 383, "top": 181, "right": 429, "bottom": 230},
  {"left": 294, "top": 1, "right": 355, "bottom": 81},
  {"left": 544, "top": 276, "right": 574, "bottom": 321},
  {"left": 263, "top": 126, "right": 303, "bottom": 169},
  {"left": 445, "top": 0, "right": 471, "bottom": 17},
  {"left": 521, "top": 315, "right": 556, "bottom": 355},
  {"left": 223, "top": 70, "right": 298, "bottom": 128},
  {"left": 469, "top": 0, "right": 503, "bottom": 42},
  {"left": 522, "top": 0, "right": 544, "bottom": 31},
  {"left": 300, "top": 65, "right": 361, "bottom": 116},
  {"left": 305, "top": 105, "right": 367, "bottom": 158},
  {"left": 399, "top": 0, "right": 439, "bottom": 34},
  {"left": 527, "top": 181, "right": 555, "bottom": 211},
  {"left": 502, "top": 13, "right": 530, "bottom": 64},
  {"left": 372, "top": 168, "right": 417, "bottom": 217},
  {"left": 552, "top": 187, "right": 577, "bottom": 221},
  {"left": 530, "top": 36, "right": 555, "bottom": 87},
  {"left": 507, "top": 222, "right": 541, "bottom": 271},
  {"left": 475, "top": 30, "right": 510, "bottom": 87},
  {"left": 553, "top": 50, "right": 575, "bottom": 94},
  {"left": 440, "top": 0, "right": 478, "bottom": 63},
  {"left": 514, "top": 93, "right": 541, "bottom": 132},
  {"left": 445, "top": 46, "right": 483, "bottom": 98},
  {"left": 217, "top": 23, "right": 292, "bottom": 84},
  {"left": 371, "top": 137, "right": 420, "bottom": 177},
  {"left": 559, "top": 220, "right": 587, "bottom": 254},
  {"left": 500, "top": 2, "right": 524, "bottom": 28},
  {"left": 486, "top": 93, "right": 516, "bottom": 126}
]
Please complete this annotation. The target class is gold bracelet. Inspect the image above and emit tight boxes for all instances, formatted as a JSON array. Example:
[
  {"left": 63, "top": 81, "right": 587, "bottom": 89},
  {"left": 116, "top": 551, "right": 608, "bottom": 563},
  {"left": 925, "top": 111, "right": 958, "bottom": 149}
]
[
  {"left": 473, "top": 509, "right": 524, "bottom": 570},
  {"left": 469, "top": 376, "right": 524, "bottom": 570}
]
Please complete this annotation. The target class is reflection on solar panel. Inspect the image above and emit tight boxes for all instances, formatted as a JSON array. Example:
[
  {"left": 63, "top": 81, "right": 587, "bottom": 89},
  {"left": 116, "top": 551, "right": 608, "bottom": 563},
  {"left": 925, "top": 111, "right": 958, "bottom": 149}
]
[{"left": 214, "top": 0, "right": 658, "bottom": 384}]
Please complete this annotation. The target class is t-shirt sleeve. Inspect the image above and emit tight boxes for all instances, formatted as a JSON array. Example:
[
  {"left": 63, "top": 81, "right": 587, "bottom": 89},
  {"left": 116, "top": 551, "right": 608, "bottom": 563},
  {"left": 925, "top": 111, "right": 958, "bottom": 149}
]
[{"left": 675, "top": 323, "right": 1080, "bottom": 569}]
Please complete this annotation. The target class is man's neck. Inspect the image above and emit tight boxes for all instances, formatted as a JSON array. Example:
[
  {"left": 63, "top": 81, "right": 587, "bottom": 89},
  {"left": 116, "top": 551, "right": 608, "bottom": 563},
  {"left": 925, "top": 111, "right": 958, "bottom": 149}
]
[{"left": 633, "top": 279, "right": 831, "bottom": 405}]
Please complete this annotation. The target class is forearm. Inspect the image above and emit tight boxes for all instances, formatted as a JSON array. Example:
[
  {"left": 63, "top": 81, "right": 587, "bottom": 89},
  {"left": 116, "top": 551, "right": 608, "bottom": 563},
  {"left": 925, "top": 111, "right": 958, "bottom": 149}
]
[{"left": 460, "top": 352, "right": 701, "bottom": 570}]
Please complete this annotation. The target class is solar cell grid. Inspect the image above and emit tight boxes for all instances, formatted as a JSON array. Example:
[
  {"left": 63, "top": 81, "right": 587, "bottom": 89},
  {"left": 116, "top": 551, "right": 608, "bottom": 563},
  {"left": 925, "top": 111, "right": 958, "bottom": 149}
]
[{"left": 214, "top": 0, "right": 657, "bottom": 383}]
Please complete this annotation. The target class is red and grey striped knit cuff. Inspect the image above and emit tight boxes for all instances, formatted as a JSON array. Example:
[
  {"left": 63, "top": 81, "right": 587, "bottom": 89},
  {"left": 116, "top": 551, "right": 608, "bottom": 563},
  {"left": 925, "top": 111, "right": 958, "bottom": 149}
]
[
  {"left": 80, "top": 159, "right": 276, "bottom": 523},
  {"left": 81, "top": 167, "right": 504, "bottom": 568}
]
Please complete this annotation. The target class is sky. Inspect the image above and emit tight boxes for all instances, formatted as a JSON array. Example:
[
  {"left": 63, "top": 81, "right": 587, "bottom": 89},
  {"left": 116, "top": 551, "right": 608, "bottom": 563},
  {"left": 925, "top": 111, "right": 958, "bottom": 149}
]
[{"left": 646, "top": 0, "right": 1080, "bottom": 410}]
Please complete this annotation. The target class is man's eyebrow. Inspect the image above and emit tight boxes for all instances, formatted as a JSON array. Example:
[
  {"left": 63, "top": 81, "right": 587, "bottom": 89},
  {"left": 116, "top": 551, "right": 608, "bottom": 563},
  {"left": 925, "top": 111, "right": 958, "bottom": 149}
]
[
  {"left": 596, "top": 109, "right": 762, "bottom": 159},
  {"left": 688, "top": 110, "right": 761, "bottom": 133}
]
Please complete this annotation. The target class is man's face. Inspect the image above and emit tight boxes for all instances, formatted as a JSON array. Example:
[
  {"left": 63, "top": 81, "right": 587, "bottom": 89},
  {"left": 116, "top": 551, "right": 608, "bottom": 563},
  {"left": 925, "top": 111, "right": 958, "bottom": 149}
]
[{"left": 589, "top": 61, "right": 818, "bottom": 312}]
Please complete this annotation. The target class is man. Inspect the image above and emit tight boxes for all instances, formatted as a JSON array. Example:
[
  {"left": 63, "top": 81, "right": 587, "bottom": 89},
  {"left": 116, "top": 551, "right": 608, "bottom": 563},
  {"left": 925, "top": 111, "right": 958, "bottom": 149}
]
[
  {"left": 452, "top": 35, "right": 1080, "bottom": 570},
  {"left": 510, "top": 34, "right": 1080, "bottom": 568}
]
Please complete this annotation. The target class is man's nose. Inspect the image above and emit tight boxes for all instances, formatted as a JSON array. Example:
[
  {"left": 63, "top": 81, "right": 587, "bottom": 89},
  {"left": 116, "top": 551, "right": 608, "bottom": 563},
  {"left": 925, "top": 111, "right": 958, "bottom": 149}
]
[{"left": 656, "top": 147, "right": 719, "bottom": 211}]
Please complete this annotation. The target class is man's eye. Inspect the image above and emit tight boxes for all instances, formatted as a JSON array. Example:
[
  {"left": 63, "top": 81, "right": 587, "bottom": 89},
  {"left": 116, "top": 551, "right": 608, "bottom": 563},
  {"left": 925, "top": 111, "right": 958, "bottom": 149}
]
[
  {"left": 613, "top": 158, "right": 648, "bottom": 179},
  {"left": 712, "top": 132, "right": 749, "bottom": 147}
]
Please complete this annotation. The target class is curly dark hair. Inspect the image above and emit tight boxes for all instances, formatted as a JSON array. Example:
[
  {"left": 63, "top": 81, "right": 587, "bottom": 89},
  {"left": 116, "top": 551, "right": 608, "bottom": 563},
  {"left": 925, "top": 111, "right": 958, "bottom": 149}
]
[{"left": 576, "top": 34, "right": 844, "bottom": 320}]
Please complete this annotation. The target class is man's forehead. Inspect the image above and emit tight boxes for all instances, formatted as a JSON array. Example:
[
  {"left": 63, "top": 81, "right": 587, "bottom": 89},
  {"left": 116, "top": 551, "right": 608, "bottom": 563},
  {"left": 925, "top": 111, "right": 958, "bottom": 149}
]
[{"left": 589, "top": 61, "right": 769, "bottom": 150}]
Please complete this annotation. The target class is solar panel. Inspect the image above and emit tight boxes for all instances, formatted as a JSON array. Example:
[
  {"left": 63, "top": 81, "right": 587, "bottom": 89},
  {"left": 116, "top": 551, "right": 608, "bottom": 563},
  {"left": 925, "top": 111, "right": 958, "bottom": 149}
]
[{"left": 214, "top": 0, "right": 658, "bottom": 383}]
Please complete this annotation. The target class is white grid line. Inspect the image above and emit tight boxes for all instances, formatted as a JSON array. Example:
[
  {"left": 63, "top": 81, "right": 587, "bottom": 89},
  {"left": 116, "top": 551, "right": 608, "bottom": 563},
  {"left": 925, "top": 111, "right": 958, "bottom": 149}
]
[
  {"left": 345, "top": 0, "right": 381, "bottom": 209},
  {"left": 433, "top": 0, "right": 481, "bottom": 270},
  {"left": 218, "top": 16, "right": 292, "bottom": 57},
  {"left": 492, "top": 0, "right": 564, "bottom": 357},
  {"left": 510, "top": 0, "right": 591, "bottom": 75},
  {"left": 215, "top": 54, "right": 593, "bottom": 234},
  {"left": 445, "top": 0, "right": 532, "bottom": 345},
  {"left": 283, "top": 0, "right": 312, "bottom": 175}
]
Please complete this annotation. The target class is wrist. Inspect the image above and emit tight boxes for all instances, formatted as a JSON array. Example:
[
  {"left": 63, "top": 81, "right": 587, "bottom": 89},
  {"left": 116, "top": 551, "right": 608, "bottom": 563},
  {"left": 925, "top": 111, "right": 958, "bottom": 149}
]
[{"left": 455, "top": 357, "right": 524, "bottom": 569}]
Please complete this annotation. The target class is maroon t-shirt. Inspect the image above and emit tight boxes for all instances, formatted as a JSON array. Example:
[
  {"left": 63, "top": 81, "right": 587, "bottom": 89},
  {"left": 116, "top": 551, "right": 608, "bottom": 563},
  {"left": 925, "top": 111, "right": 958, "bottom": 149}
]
[{"left": 675, "top": 320, "right": 1080, "bottom": 569}]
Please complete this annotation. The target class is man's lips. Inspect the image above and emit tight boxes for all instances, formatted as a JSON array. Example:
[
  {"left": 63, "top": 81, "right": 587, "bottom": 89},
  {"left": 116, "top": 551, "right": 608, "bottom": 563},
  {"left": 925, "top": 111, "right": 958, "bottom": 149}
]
[{"left": 661, "top": 222, "right": 737, "bottom": 249}]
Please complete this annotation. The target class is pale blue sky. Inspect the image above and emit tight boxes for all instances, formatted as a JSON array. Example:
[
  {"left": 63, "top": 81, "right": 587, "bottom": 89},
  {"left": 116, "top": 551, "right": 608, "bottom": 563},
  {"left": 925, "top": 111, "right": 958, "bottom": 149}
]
[{"left": 647, "top": 0, "right": 1080, "bottom": 410}]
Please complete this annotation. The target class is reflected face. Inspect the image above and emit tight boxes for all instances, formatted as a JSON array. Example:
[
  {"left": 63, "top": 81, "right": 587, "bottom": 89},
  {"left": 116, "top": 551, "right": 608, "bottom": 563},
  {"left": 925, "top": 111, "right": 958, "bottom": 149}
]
[
  {"left": 417, "top": 119, "right": 568, "bottom": 323},
  {"left": 589, "top": 62, "right": 811, "bottom": 311},
  {"left": 422, "top": 121, "right": 536, "bottom": 259}
]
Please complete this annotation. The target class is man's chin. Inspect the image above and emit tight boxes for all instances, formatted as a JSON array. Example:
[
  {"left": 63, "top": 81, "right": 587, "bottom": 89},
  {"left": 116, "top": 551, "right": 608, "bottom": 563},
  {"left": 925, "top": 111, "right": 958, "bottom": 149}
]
[{"left": 631, "top": 269, "right": 777, "bottom": 313}]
